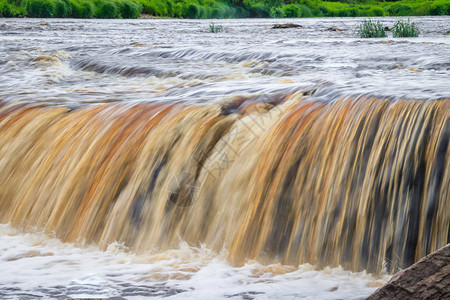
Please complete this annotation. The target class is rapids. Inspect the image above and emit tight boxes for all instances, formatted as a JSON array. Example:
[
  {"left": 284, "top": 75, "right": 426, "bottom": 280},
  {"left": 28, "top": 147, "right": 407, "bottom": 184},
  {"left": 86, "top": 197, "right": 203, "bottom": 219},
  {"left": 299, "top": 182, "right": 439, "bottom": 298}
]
[{"left": 0, "top": 16, "right": 449, "bottom": 299}]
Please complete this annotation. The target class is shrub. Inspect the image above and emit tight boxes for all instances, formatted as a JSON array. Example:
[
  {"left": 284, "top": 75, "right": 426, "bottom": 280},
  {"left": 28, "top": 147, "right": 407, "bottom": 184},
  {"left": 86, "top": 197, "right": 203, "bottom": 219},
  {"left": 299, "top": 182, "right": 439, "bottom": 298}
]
[
  {"left": 299, "top": 4, "right": 313, "bottom": 17},
  {"left": 138, "top": 0, "right": 166, "bottom": 16},
  {"left": 172, "top": 2, "right": 183, "bottom": 17},
  {"left": 211, "top": 7, "right": 219, "bottom": 18},
  {"left": 283, "top": 4, "right": 300, "bottom": 17},
  {"left": 336, "top": 7, "right": 359, "bottom": 17},
  {"left": 0, "top": 1, "right": 15, "bottom": 16},
  {"left": 119, "top": 0, "right": 141, "bottom": 18},
  {"left": 96, "top": 0, "right": 119, "bottom": 18},
  {"left": 234, "top": 7, "right": 250, "bottom": 18},
  {"left": 248, "top": 4, "right": 273, "bottom": 17},
  {"left": 392, "top": 18, "right": 419, "bottom": 37},
  {"left": 318, "top": 6, "right": 331, "bottom": 16},
  {"left": 312, "top": 7, "right": 323, "bottom": 17},
  {"left": 198, "top": 5, "right": 208, "bottom": 18},
  {"left": 25, "top": 0, "right": 56, "bottom": 17},
  {"left": 164, "top": 0, "right": 173, "bottom": 16},
  {"left": 348, "top": 7, "right": 360, "bottom": 16},
  {"left": 154, "top": 0, "right": 167, "bottom": 15},
  {"left": 69, "top": 0, "right": 95, "bottom": 18},
  {"left": 264, "top": 0, "right": 283, "bottom": 9},
  {"left": 136, "top": 0, "right": 153, "bottom": 14},
  {"left": 386, "top": 4, "right": 413, "bottom": 16},
  {"left": 274, "top": 7, "right": 283, "bottom": 17},
  {"left": 413, "top": 2, "right": 431, "bottom": 15},
  {"left": 430, "top": 3, "right": 450, "bottom": 15},
  {"left": 1, "top": 0, "right": 444, "bottom": 20},
  {"left": 185, "top": 3, "right": 200, "bottom": 18},
  {"left": 356, "top": 19, "right": 386, "bottom": 38},
  {"left": 210, "top": 3, "right": 240, "bottom": 18},
  {"left": 54, "top": 0, "right": 71, "bottom": 17},
  {"left": 370, "top": 7, "right": 384, "bottom": 17}
]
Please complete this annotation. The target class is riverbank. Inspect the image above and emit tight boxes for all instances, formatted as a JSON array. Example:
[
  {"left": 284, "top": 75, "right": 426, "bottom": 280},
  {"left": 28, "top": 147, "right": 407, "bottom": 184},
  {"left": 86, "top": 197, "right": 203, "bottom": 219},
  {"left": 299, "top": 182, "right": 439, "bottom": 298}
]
[{"left": 1, "top": 0, "right": 449, "bottom": 19}]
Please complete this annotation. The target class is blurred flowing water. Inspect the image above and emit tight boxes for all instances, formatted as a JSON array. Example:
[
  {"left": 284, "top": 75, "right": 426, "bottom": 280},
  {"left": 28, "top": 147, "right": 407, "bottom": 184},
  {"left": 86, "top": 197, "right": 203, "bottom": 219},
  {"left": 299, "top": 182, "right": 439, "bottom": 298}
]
[{"left": 0, "top": 17, "right": 449, "bottom": 299}]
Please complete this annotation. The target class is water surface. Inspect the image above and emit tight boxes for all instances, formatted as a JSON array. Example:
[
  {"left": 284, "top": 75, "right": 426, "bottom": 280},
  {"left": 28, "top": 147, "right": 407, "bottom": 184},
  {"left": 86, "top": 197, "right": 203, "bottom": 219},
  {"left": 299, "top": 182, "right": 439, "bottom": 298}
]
[{"left": 1, "top": 17, "right": 449, "bottom": 106}]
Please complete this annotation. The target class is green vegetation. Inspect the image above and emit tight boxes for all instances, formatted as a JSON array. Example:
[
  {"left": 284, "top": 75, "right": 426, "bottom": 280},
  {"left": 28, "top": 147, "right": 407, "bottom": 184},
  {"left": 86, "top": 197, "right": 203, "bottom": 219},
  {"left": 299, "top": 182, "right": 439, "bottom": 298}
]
[
  {"left": 356, "top": 19, "right": 386, "bottom": 38},
  {"left": 392, "top": 18, "right": 420, "bottom": 37},
  {"left": 1, "top": 0, "right": 449, "bottom": 18},
  {"left": 0, "top": 0, "right": 142, "bottom": 18},
  {"left": 209, "top": 22, "right": 223, "bottom": 32},
  {"left": 356, "top": 18, "right": 421, "bottom": 38}
]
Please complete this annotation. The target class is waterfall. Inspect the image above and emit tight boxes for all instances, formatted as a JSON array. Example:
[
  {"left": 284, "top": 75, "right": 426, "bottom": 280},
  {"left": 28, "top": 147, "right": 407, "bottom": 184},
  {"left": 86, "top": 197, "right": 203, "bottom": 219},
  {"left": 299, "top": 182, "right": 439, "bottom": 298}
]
[{"left": 0, "top": 95, "right": 448, "bottom": 273}]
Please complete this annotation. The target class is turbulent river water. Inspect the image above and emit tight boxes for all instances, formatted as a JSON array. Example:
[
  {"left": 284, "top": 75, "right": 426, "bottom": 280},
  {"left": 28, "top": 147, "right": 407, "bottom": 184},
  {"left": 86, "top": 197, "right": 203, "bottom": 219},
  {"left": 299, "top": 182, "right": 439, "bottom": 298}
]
[{"left": 0, "top": 17, "right": 449, "bottom": 299}]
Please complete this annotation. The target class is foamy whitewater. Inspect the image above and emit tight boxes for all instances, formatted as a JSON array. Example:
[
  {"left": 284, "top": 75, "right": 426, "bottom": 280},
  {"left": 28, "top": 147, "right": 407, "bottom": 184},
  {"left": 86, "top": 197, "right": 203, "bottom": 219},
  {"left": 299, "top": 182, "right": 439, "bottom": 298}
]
[{"left": 0, "top": 224, "right": 387, "bottom": 299}]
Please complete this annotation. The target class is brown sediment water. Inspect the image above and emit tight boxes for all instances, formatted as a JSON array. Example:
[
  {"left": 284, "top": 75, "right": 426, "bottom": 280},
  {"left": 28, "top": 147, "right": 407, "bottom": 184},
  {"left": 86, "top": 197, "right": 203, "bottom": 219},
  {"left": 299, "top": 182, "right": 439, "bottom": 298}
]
[{"left": 0, "top": 95, "right": 447, "bottom": 274}]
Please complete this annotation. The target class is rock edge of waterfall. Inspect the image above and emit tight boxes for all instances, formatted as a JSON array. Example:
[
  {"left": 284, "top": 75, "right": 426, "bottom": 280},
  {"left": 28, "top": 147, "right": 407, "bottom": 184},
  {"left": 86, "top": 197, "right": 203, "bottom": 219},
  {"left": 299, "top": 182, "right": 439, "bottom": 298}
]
[{"left": 367, "top": 244, "right": 450, "bottom": 300}]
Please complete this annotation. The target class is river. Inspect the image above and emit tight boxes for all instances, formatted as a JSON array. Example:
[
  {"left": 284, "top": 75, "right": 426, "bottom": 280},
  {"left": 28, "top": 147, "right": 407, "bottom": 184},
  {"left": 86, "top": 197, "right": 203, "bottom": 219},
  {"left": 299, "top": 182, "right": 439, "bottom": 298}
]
[{"left": 0, "top": 17, "right": 449, "bottom": 299}]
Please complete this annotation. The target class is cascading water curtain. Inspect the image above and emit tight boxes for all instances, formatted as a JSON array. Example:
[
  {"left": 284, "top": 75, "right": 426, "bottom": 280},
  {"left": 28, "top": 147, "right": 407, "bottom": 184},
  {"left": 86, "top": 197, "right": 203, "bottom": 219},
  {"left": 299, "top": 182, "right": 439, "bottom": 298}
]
[{"left": 0, "top": 96, "right": 448, "bottom": 274}]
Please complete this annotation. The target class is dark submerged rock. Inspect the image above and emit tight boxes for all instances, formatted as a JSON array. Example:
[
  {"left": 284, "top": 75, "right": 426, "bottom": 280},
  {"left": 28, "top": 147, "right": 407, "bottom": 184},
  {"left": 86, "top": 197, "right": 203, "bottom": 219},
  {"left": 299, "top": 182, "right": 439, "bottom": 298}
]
[
  {"left": 326, "top": 26, "right": 342, "bottom": 32},
  {"left": 367, "top": 244, "right": 450, "bottom": 300},
  {"left": 272, "top": 23, "right": 302, "bottom": 29}
]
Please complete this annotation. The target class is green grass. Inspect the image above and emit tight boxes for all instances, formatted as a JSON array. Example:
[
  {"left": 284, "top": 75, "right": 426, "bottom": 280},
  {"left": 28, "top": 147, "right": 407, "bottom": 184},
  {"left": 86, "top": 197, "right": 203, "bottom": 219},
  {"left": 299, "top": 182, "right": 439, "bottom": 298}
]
[
  {"left": 1, "top": 0, "right": 450, "bottom": 18},
  {"left": 392, "top": 18, "right": 420, "bottom": 37},
  {"left": 0, "top": 0, "right": 142, "bottom": 17},
  {"left": 356, "top": 19, "right": 387, "bottom": 38}
]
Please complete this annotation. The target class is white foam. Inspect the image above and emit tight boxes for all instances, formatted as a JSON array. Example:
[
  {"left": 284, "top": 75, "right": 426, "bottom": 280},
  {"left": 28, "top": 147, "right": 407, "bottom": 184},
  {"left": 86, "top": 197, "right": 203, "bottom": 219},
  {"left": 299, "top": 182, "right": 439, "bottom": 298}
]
[{"left": 0, "top": 224, "right": 388, "bottom": 299}]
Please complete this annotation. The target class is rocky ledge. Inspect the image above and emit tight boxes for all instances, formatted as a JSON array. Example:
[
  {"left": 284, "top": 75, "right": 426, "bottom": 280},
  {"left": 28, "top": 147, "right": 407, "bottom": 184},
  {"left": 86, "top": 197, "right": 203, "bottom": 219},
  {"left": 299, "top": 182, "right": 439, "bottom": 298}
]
[
  {"left": 272, "top": 23, "right": 302, "bottom": 29},
  {"left": 367, "top": 244, "right": 450, "bottom": 300}
]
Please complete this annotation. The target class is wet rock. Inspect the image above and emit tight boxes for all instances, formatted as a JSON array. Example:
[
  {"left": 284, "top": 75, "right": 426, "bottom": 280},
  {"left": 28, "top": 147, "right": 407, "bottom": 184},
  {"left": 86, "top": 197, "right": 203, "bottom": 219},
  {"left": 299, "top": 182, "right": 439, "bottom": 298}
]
[
  {"left": 367, "top": 244, "right": 450, "bottom": 300},
  {"left": 326, "top": 26, "right": 342, "bottom": 32},
  {"left": 272, "top": 23, "right": 302, "bottom": 29},
  {"left": 139, "top": 13, "right": 166, "bottom": 19}
]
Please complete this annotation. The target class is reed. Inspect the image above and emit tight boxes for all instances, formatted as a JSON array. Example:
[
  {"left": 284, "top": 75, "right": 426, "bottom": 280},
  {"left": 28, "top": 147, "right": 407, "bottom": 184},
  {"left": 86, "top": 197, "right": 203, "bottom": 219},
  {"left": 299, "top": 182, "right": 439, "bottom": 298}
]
[
  {"left": 356, "top": 19, "right": 387, "bottom": 38},
  {"left": 209, "top": 22, "right": 223, "bottom": 33},
  {"left": 392, "top": 18, "right": 420, "bottom": 37}
]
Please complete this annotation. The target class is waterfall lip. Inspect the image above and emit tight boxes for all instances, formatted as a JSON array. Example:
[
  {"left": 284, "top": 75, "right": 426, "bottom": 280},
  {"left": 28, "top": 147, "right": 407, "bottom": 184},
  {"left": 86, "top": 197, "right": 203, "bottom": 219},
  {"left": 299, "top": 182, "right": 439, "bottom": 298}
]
[{"left": 71, "top": 58, "right": 182, "bottom": 78}]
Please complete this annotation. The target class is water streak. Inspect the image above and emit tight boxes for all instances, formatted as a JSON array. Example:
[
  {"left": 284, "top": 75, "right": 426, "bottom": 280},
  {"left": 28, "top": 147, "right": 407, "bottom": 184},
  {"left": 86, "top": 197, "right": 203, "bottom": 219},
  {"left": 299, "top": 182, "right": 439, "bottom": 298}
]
[{"left": 0, "top": 95, "right": 448, "bottom": 274}]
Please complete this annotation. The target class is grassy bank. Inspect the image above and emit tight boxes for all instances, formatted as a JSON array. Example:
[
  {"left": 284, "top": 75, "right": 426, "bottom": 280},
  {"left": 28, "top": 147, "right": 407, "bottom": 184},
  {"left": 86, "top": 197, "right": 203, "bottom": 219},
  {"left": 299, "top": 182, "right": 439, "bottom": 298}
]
[{"left": 1, "top": 0, "right": 449, "bottom": 18}]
